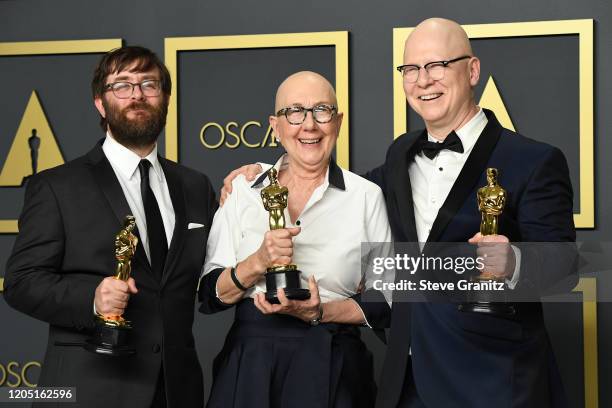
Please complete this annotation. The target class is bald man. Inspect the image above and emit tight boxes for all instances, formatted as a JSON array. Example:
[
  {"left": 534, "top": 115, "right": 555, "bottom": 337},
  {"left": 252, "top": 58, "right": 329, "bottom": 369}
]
[{"left": 367, "top": 18, "right": 576, "bottom": 408}]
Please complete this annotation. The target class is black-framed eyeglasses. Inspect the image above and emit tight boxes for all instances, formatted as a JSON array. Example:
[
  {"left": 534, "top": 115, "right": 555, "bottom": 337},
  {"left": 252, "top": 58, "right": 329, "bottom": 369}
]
[
  {"left": 276, "top": 104, "right": 337, "bottom": 125},
  {"left": 396, "top": 55, "right": 472, "bottom": 83},
  {"left": 104, "top": 80, "right": 162, "bottom": 99}
]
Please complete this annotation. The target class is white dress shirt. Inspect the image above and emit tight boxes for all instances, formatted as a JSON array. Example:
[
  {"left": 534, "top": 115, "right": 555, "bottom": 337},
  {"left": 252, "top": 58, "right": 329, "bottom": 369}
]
[
  {"left": 409, "top": 108, "right": 520, "bottom": 286},
  {"left": 203, "top": 154, "right": 393, "bottom": 303},
  {"left": 102, "top": 134, "right": 175, "bottom": 261}
]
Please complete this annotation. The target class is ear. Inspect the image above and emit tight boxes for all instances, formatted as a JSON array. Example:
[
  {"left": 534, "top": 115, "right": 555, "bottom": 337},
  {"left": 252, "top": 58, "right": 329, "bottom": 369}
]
[
  {"left": 269, "top": 115, "right": 280, "bottom": 142},
  {"left": 468, "top": 57, "right": 481, "bottom": 87},
  {"left": 334, "top": 112, "right": 344, "bottom": 140},
  {"left": 94, "top": 96, "right": 106, "bottom": 118}
]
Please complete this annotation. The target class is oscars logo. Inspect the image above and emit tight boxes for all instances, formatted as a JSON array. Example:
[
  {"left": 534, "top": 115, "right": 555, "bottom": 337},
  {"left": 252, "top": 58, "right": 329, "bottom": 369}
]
[
  {"left": 199, "top": 120, "right": 279, "bottom": 150},
  {"left": 0, "top": 91, "right": 64, "bottom": 187}
]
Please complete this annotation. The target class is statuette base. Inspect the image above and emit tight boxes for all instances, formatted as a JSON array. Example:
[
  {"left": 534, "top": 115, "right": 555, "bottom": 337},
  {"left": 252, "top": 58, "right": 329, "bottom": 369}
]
[
  {"left": 265, "top": 267, "right": 311, "bottom": 304},
  {"left": 84, "top": 318, "right": 136, "bottom": 356}
]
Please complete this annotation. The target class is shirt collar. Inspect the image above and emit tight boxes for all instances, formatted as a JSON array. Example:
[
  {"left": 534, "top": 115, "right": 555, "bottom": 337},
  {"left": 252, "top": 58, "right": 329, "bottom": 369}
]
[
  {"left": 426, "top": 108, "right": 487, "bottom": 154},
  {"left": 102, "top": 132, "right": 163, "bottom": 182},
  {"left": 251, "top": 153, "right": 345, "bottom": 191}
]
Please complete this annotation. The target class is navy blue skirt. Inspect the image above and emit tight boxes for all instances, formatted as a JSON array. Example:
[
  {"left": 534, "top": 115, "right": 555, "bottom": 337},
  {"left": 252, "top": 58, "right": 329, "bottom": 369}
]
[{"left": 206, "top": 299, "right": 376, "bottom": 408}]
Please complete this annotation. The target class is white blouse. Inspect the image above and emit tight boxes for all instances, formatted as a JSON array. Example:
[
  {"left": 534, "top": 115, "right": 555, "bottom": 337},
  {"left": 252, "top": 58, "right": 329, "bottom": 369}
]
[{"left": 203, "top": 155, "right": 393, "bottom": 303}]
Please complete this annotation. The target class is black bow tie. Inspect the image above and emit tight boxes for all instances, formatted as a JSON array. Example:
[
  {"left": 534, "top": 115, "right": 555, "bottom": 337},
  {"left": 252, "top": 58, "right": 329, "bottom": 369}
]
[{"left": 416, "top": 131, "right": 464, "bottom": 159}]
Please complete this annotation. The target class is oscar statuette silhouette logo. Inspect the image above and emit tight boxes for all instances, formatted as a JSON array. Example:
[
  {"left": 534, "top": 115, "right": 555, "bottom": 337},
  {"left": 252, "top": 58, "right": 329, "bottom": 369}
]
[
  {"left": 261, "top": 168, "right": 310, "bottom": 303},
  {"left": 85, "top": 216, "right": 138, "bottom": 356},
  {"left": 28, "top": 129, "right": 41, "bottom": 177}
]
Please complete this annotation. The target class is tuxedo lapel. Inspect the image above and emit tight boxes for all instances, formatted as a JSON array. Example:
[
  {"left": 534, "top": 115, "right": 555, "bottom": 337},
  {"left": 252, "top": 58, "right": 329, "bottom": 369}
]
[
  {"left": 87, "top": 142, "right": 153, "bottom": 275},
  {"left": 389, "top": 133, "right": 421, "bottom": 356},
  {"left": 159, "top": 159, "right": 187, "bottom": 288},
  {"left": 392, "top": 132, "right": 423, "bottom": 242},
  {"left": 426, "top": 110, "right": 503, "bottom": 243}
]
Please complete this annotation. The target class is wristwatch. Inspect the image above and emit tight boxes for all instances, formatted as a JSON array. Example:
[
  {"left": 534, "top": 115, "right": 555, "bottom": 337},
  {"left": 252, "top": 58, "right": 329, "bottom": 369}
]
[{"left": 309, "top": 305, "right": 324, "bottom": 326}]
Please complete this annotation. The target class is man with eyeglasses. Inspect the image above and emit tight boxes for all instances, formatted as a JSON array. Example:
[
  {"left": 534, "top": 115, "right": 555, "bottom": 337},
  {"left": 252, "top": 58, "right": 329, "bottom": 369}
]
[
  {"left": 221, "top": 17, "right": 576, "bottom": 408},
  {"left": 372, "top": 18, "right": 576, "bottom": 408},
  {"left": 4, "top": 46, "right": 217, "bottom": 408}
]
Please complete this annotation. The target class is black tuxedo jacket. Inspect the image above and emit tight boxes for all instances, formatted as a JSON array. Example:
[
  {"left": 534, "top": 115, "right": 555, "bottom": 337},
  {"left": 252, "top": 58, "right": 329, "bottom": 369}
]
[
  {"left": 4, "top": 141, "right": 217, "bottom": 408},
  {"left": 367, "top": 110, "right": 577, "bottom": 408}
]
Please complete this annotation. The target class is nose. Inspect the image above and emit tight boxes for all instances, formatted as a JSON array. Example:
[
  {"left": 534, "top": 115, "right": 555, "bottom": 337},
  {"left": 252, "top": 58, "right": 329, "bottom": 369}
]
[
  {"left": 416, "top": 68, "right": 434, "bottom": 88},
  {"left": 302, "top": 110, "right": 316, "bottom": 130},
  {"left": 131, "top": 83, "right": 145, "bottom": 100}
]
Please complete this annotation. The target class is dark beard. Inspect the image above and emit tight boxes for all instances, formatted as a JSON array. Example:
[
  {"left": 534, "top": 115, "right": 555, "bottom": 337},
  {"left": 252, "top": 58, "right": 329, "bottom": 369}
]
[{"left": 103, "top": 98, "right": 168, "bottom": 149}]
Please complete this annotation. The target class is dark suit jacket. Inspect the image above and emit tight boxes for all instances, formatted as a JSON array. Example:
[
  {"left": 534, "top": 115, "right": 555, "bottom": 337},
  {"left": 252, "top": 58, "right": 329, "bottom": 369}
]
[
  {"left": 367, "top": 110, "right": 577, "bottom": 408},
  {"left": 4, "top": 141, "right": 217, "bottom": 408}
]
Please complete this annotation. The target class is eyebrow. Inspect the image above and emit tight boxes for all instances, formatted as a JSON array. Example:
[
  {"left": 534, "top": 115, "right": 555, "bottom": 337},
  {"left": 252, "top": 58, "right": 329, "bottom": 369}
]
[
  {"left": 289, "top": 101, "right": 334, "bottom": 107},
  {"left": 112, "top": 74, "right": 160, "bottom": 82}
]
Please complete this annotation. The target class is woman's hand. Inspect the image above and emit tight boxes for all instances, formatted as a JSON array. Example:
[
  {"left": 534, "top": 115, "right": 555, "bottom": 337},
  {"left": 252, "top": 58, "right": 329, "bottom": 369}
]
[
  {"left": 254, "top": 276, "right": 321, "bottom": 322},
  {"left": 252, "top": 227, "right": 301, "bottom": 273},
  {"left": 215, "top": 227, "right": 301, "bottom": 304}
]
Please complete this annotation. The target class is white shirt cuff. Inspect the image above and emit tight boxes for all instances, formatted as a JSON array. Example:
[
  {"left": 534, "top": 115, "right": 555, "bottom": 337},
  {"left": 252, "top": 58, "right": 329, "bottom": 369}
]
[
  {"left": 214, "top": 269, "right": 235, "bottom": 305},
  {"left": 214, "top": 279, "right": 229, "bottom": 304},
  {"left": 348, "top": 298, "right": 372, "bottom": 328},
  {"left": 506, "top": 245, "right": 521, "bottom": 289}
]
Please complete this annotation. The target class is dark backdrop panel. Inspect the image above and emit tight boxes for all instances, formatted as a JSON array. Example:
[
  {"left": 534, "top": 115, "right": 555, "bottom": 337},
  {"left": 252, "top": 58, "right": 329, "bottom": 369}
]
[{"left": 544, "top": 300, "right": 585, "bottom": 407}]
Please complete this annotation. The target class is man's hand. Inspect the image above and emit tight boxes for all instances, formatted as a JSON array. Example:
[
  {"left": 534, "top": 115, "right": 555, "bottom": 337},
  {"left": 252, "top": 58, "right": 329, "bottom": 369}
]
[
  {"left": 468, "top": 233, "right": 515, "bottom": 279},
  {"left": 253, "top": 227, "right": 301, "bottom": 272},
  {"left": 254, "top": 276, "right": 321, "bottom": 322},
  {"left": 94, "top": 276, "right": 138, "bottom": 317},
  {"left": 220, "top": 163, "right": 263, "bottom": 205}
]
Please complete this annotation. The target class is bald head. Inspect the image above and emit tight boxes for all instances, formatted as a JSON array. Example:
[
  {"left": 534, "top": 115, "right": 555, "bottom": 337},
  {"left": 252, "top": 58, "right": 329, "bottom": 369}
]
[
  {"left": 404, "top": 18, "right": 472, "bottom": 63},
  {"left": 401, "top": 18, "right": 481, "bottom": 137},
  {"left": 274, "top": 71, "right": 337, "bottom": 112}
]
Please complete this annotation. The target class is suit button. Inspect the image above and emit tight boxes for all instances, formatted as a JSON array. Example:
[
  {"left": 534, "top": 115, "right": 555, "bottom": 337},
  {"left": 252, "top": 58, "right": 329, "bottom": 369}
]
[{"left": 152, "top": 344, "right": 161, "bottom": 353}]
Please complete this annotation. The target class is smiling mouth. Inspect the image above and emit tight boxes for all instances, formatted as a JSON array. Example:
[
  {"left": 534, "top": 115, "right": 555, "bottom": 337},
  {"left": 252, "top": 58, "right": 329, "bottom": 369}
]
[
  {"left": 299, "top": 138, "right": 321, "bottom": 145},
  {"left": 418, "top": 93, "right": 442, "bottom": 101}
]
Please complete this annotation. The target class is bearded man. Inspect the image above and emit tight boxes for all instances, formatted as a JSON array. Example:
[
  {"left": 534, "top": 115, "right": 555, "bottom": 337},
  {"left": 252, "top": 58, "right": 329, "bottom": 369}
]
[{"left": 4, "top": 46, "right": 217, "bottom": 408}]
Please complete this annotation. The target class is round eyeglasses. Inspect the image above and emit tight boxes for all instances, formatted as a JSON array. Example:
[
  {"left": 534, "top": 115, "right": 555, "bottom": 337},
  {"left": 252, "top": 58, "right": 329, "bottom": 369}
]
[
  {"left": 276, "top": 104, "right": 337, "bottom": 125},
  {"left": 396, "top": 55, "right": 471, "bottom": 83},
  {"left": 104, "top": 80, "right": 162, "bottom": 99}
]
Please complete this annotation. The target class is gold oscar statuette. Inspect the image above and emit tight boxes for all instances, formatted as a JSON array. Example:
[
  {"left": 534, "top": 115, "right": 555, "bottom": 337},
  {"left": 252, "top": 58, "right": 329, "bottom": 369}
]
[
  {"left": 460, "top": 168, "right": 515, "bottom": 316},
  {"left": 260, "top": 168, "right": 310, "bottom": 303},
  {"left": 85, "top": 216, "right": 138, "bottom": 356},
  {"left": 478, "top": 168, "right": 505, "bottom": 236}
]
